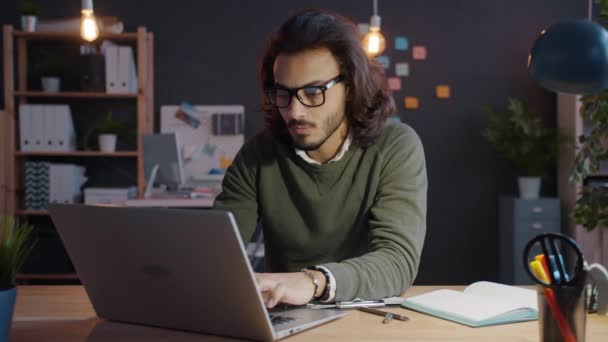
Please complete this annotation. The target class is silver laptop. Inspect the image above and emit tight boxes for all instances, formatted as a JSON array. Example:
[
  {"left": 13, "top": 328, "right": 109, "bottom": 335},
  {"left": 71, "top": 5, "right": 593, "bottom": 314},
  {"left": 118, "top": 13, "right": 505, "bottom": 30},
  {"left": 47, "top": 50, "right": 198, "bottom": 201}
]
[{"left": 48, "top": 204, "right": 346, "bottom": 341}]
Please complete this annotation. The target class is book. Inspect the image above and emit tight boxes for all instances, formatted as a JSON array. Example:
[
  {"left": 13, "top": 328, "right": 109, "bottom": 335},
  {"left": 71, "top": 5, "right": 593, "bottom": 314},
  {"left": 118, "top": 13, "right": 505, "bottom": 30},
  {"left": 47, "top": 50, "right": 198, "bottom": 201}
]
[{"left": 401, "top": 281, "right": 537, "bottom": 327}]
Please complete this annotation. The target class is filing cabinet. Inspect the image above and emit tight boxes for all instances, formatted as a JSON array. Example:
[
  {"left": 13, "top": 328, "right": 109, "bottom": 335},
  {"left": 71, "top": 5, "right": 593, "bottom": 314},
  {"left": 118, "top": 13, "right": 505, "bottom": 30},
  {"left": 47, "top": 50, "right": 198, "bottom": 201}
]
[{"left": 499, "top": 197, "right": 561, "bottom": 285}]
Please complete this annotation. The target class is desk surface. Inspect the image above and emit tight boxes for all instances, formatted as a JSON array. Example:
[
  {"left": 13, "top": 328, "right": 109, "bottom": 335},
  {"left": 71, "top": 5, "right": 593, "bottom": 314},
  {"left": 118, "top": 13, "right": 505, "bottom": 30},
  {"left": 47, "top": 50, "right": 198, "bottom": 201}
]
[{"left": 10, "top": 285, "right": 608, "bottom": 341}]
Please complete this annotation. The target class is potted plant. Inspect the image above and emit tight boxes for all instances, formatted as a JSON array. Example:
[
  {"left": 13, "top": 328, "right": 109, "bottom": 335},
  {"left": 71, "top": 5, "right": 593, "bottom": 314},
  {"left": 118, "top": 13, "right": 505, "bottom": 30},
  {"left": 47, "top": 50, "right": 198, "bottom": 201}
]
[
  {"left": 35, "top": 57, "right": 64, "bottom": 92},
  {"left": 483, "top": 97, "right": 569, "bottom": 198},
  {"left": 0, "top": 216, "right": 35, "bottom": 341},
  {"left": 19, "top": 1, "right": 40, "bottom": 32},
  {"left": 83, "top": 112, "right": 130, "bottom": 152}
]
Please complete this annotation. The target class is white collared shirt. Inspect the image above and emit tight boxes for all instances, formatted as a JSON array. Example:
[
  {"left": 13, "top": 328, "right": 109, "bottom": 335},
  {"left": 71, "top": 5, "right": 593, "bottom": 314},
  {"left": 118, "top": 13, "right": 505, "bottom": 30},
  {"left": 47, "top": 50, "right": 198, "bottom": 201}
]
[{"left": 295, "top": 132, "right": 352, "bottom": 165}]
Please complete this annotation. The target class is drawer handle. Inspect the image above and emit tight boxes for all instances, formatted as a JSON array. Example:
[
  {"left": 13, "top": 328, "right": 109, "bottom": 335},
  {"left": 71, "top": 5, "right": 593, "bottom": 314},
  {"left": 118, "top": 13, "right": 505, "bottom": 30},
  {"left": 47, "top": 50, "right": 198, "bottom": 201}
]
[
  {"left": 532, "top": 207, "right": 544, "bottom": 214},
  {"left": 532, "top": 223, "right": 543, "bottom": 229}
]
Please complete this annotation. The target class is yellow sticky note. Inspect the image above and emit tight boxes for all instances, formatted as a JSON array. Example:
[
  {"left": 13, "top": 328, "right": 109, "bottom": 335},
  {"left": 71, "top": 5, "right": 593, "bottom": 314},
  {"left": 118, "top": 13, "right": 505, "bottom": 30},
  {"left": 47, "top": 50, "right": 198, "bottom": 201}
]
[
  {"left": 220, "top": 155, "right": 233, "bottom": 169},
  {"left": 436, "top": 85, "right": 451, "bottom": 99},
  {"left": 404, "top": 96, "right": 419, "bottom": 110}
]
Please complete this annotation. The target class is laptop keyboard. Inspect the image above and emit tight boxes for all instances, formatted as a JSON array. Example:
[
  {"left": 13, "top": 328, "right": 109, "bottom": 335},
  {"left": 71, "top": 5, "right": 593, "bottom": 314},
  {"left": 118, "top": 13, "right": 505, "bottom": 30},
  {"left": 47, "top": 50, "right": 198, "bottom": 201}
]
[{"left": 269, "top": 314, "right": 296, "bottom": 326}]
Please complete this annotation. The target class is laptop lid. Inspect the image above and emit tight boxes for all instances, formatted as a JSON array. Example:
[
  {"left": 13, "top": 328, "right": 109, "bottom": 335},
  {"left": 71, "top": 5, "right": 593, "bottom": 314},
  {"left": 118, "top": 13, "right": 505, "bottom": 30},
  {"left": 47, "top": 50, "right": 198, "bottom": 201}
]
[{"left": 49, "top": 204, "right": 275, "bottom": 341}]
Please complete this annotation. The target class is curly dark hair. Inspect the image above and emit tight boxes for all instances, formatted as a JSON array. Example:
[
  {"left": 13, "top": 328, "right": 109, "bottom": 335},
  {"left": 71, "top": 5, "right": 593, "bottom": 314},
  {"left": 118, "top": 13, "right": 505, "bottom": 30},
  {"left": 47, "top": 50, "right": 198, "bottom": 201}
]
[{"left": 259, "top": 8, "right": 396, "bottom": 147}]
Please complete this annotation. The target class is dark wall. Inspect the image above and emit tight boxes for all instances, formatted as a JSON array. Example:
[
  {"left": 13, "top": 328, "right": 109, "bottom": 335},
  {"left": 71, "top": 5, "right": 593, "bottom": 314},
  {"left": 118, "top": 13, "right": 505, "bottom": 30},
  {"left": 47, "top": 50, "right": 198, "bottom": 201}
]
[{"left": 0, "top": 0, "right": 588, "bottom": 284}]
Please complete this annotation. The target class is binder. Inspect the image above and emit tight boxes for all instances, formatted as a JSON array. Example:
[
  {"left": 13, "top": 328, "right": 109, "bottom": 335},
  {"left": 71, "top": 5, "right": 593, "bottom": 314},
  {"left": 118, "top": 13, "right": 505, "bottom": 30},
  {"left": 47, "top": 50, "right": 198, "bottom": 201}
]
[
  {"left": 105, "top": 45, "right": 119, "bottom": 93},
  {"left": 19, "top": 104, "right": 33, "bottom": 151},
  {"left": 54, "top": 105, "right": 76, "bottom": 151},
  {"left": 117, "top": 46, "right": 137, "bottom": 93},
  {"left": 30, "top": 105, "right": 44, "bottom": 151},
  {"left": 42, "top": 105, "right": 55, "bottom": 151}
]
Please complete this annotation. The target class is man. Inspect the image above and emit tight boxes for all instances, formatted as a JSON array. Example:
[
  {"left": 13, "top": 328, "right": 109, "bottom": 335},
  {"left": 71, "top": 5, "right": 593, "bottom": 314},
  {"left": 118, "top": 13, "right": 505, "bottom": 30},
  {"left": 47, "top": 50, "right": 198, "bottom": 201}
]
[{"left": 214, "top": 9, "right": 427, "bottom": 308}]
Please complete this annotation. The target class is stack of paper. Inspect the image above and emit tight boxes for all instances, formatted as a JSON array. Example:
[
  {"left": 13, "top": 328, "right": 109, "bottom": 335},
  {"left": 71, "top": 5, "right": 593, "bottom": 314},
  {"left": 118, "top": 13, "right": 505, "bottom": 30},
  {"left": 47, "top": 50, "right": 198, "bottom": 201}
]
[
  {"left": 84, "top": 187, "right": 137, "bottom": 205},
  {"left": 19, "top": 104, "right": 76, "bottom": 152},
  {"left": 49, "top": 164, "right": 87, "bottom": 205}
]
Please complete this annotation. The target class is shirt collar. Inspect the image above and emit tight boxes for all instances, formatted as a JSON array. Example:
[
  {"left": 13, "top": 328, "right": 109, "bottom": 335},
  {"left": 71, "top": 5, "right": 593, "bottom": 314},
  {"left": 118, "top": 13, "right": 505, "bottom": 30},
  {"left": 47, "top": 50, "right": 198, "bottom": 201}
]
[{"left": 295, "top": 132, "right": 352, "bottom": 165}]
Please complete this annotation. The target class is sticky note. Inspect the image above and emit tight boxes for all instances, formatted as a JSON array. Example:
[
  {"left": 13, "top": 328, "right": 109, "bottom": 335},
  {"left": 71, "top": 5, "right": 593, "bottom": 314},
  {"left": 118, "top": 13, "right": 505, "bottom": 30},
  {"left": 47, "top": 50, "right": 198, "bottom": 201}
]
[
  {"left": 404, "top": 96, "right": 419, "bottom": 110},
  {"left": 387, "top": 77, "right": 402, "bottom": 91},
  {"left": 395, "top": 36, "right": 409, "bottom": 50},
  {"left": 436, "top": 85, "right": 451, "bottom": 99},
  {"left": 413, "top": 46, "right": 427, "bottom": 60},
  {"left": 395, "top": 62, "right": 409, "bottom": 77},
  {"left": 376, "top": 55, "right": 390, "bottom": 69},
  {"left": 358, "top": 23, "right": 370, "bottom": 36}
]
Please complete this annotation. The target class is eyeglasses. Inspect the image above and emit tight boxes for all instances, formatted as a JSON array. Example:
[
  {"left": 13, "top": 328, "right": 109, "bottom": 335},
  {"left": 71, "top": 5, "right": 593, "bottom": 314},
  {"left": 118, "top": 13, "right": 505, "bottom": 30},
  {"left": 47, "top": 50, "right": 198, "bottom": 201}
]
[{"left": 265, "top": 75, "right": 345, "bottom": 109}]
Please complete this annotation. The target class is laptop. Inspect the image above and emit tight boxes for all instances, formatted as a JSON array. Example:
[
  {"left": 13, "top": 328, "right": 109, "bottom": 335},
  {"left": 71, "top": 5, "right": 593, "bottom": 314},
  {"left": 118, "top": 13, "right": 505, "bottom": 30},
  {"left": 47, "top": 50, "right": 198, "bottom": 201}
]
[{"left": 48, "top": 204, "right": 346, "bottom": 341}]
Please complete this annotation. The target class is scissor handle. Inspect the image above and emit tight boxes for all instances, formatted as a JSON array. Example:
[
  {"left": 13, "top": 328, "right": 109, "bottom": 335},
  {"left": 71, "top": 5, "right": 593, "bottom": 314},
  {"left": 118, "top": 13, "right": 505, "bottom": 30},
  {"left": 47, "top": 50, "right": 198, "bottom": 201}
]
[{"left": 523, "top": 233, "right": 585, "bottom": 286}]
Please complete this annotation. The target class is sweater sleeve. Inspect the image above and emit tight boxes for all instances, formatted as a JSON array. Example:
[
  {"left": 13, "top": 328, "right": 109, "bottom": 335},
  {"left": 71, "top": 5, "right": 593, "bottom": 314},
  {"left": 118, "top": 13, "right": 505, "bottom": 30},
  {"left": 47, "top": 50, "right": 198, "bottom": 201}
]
[
  {"left": 321, "top": 125, "right": 428, "bottom": 301},
  {"left": 213, "top": 137, "right": 260, "bottom": 244}
]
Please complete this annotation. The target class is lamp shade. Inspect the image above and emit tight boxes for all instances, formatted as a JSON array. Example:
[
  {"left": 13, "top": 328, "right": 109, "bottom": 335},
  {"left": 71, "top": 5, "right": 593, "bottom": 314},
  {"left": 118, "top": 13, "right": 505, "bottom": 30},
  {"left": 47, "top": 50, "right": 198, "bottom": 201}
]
[{"left": 529, "top": 19, "right": 608, "bottom": 94}]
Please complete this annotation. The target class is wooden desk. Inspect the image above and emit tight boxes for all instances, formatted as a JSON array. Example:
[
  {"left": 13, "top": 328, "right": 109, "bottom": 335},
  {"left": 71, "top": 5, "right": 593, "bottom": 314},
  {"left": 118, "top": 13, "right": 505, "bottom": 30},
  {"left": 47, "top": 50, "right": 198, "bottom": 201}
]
[{"left": 10, "top": 285, "right": 608, "bottom": 341}]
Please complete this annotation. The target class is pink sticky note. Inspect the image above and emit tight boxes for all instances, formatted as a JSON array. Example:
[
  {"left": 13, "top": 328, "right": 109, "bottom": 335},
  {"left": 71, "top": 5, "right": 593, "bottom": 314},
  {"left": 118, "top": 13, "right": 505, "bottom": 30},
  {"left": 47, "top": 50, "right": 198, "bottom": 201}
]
[
  {"left": 387, "top": 77, "right": 402, "bottom": 91},
  {"left": 413, "top": 46, "right": 427, "bottom": 60}
]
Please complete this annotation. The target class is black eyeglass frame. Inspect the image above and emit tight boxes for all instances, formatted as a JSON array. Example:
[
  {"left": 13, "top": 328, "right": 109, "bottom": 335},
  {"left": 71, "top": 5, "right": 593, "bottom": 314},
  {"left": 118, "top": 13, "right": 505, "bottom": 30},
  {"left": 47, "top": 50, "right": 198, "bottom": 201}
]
[{"left": 264, "top": 75, "right": 345, "bottom": 109}]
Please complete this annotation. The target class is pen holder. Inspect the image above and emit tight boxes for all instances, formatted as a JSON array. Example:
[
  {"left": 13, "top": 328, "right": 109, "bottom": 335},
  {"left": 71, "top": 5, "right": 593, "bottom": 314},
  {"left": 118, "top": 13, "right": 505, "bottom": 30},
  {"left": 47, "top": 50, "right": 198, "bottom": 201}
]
[{"left": 537, "top": 281, "right": 586, "bottom": 342}]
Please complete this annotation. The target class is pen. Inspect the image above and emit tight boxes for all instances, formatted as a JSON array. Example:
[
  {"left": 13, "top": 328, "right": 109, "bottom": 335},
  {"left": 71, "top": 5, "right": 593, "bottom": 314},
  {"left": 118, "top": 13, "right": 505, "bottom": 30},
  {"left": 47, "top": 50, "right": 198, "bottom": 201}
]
[{"left": 357, "top": 307, "right": 409, "bottom": 321}]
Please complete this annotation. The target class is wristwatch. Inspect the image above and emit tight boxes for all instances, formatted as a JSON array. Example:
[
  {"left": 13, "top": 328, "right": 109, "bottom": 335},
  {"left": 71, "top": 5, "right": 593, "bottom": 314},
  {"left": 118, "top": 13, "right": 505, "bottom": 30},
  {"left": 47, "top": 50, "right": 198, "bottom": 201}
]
[
  {"left": 301, "top": 269, "right": 320, "bottom": 301},
  {"left": 306, "top": 266, "right": 332, "bottom": 302}
]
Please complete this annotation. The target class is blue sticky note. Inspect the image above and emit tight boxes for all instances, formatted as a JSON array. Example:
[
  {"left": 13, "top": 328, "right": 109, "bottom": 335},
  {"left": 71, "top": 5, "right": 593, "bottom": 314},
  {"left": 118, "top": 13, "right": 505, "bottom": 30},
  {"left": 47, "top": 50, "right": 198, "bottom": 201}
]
[
  {"left": 376, "top": 55, "right": 390, "bottom": 69},
  {"left": 395, "top": 36, "right": 409, "bottom": 51}
]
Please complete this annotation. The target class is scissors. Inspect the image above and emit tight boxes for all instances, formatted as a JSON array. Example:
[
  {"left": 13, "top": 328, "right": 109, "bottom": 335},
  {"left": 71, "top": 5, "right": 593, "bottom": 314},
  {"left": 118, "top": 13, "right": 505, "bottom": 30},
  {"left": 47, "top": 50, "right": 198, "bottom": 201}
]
[{"left": 523, "top": 233, "right": 585, "bottom": 286}]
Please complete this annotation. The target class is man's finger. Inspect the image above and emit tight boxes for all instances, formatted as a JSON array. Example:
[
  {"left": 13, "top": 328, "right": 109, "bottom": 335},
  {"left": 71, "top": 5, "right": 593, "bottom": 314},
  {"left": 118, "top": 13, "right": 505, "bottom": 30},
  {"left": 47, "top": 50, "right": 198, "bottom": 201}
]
[{"left": 267, "top": 283, "right": 286, "bottom": 309}]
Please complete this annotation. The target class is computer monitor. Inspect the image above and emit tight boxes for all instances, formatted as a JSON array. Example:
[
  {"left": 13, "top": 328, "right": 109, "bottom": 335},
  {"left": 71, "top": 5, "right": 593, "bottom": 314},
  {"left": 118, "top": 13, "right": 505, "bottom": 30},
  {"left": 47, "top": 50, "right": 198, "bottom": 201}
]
[{"left": 142, "top": 133, "right": 185, "bottom": 194}]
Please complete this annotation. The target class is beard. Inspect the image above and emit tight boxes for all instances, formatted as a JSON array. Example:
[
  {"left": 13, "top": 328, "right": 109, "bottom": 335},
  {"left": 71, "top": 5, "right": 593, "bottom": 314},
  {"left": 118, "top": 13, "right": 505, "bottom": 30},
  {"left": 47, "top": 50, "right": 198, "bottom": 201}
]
[{"left": 287, "top": 110, "right": 345, "bottom": 151}]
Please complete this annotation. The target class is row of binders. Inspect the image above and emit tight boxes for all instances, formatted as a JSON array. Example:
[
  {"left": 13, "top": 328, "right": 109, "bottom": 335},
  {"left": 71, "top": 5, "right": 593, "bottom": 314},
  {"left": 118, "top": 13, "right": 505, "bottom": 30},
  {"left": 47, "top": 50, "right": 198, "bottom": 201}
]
[
  {"left": 25, "top": 162, "right": 87, "bottom": 210},
  {"left": 19, "top": 104, "right": 76, "bottom": 152},
  {"left": 103, "top": 43, "right": 138, "bottom": 94}
]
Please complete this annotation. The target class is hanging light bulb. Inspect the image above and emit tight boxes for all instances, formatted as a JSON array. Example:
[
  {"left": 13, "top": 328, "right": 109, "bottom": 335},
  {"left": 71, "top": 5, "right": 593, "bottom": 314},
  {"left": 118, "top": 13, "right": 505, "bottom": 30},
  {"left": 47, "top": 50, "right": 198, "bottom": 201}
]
[
  {"left": 362, "top": 0, "right": 386, "bottom": 57},
  {"left": 81, "top": 0, "right": 99, "bottom": 42}
]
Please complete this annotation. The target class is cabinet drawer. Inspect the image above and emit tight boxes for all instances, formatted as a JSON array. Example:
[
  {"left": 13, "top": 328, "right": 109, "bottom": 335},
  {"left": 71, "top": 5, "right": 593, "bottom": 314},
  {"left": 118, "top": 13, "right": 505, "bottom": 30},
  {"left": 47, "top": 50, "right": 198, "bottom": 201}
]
[
  {"left": 514, "top": 200, "right": 559, "bottom": 220},
  {"left": 514, "top": 219, "right": 560, "bottom": 237}
]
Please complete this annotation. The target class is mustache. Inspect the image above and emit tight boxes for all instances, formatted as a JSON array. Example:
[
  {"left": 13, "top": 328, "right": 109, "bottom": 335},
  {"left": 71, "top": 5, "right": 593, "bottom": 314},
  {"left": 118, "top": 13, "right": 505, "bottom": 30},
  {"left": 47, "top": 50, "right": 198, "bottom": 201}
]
[{"left": 287, "top": 120, "right": 315, "bottom": 128}]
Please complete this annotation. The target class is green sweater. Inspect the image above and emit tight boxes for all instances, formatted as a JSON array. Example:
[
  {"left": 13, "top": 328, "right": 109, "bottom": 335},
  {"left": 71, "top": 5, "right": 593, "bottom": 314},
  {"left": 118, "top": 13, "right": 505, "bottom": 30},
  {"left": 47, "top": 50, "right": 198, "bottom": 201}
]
[{"left": 214, "top": 122, "right": 427, "bottom": 301}]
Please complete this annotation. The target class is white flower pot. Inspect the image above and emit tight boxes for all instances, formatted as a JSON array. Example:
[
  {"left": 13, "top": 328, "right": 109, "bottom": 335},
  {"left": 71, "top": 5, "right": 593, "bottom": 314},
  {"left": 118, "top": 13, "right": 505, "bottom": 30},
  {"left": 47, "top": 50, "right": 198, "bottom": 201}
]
[
  {"left": 518, "top": 177, "right": 541, "bottom": 199},
  {"left": 21, "top": 16, "right": 37, "bottom": 32},
  {"left": 41, "top": 77, "right": 61, "bottom": 92},
  {"left": 98, "top": 134, "right": 117, "bottom": 152}
]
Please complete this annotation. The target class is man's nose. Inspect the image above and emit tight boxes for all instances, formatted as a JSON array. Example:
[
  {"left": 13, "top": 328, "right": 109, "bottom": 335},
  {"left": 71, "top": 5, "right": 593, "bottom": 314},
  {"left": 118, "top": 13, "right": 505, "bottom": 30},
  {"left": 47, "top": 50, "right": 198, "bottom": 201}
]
[{"left": 282, "top": 95, "right": 306, "bottom": 120}]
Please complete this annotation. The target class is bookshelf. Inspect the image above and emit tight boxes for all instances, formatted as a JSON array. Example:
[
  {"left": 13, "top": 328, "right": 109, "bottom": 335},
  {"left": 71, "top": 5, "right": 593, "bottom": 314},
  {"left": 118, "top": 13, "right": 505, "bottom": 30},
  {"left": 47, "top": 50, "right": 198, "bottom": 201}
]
[{"left": 1, "top": 25, "right": 154, "bottom": 281}]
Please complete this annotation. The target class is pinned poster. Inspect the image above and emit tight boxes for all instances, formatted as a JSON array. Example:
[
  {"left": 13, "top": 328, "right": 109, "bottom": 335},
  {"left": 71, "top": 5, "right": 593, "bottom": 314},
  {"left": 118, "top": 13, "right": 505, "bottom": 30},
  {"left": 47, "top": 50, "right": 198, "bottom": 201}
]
[
  {"left": 395, "top": 62, "right": 410, "bottom": 77},
  {"left": 413, "top": 46, "right": 427, "bottom": 60},
  {"left": 376, "top": 55, "right": 390, "bottom": 69},
  {"left": 395, "top": 36, "right": 409, "bottom": 50},
  {"left": 404, "top": 97, "right": 419, "bottom": 110},
  {"left": 436, "top": 85, "right": 451, "bottom": 99},
  {"left": 388, "top": 77, "right": 402, "bottom": 91}
]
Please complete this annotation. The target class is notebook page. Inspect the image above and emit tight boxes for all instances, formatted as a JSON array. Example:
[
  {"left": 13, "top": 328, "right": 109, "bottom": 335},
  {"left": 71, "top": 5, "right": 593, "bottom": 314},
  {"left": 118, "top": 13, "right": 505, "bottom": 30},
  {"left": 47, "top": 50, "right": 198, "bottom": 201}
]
[
  {"left": 404, "top": 289, "right": 526, "bottom": 322},
  {"left": 464, "top": 281, "right": 537, "bottom": 311}
]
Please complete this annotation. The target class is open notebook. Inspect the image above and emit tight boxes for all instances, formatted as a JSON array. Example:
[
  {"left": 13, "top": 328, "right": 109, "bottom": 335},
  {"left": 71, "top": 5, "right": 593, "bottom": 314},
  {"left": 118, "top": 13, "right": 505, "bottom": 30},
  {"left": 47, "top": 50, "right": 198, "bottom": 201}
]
[{"left": 401, "top": 281, "right": 537, "bottom": 327}]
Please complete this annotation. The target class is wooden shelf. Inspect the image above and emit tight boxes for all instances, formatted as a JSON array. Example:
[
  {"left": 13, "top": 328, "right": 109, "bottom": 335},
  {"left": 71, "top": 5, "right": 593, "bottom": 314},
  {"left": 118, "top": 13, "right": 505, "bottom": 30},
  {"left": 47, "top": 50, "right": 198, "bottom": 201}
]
[
  {"left": 16, "top": 210, "right": 49, "bottom": 216},
  {"left": 14, "top": 91, "right": 137, "bottom": 98},
  {"left": 16, "top": 273, "right": 79, "bottom": 280},
  {"left": 14, "top": 30, "right": 137, "bottom": 41},
  {"left": 15, "top": 151, "right": 138, "bottom": 157}
]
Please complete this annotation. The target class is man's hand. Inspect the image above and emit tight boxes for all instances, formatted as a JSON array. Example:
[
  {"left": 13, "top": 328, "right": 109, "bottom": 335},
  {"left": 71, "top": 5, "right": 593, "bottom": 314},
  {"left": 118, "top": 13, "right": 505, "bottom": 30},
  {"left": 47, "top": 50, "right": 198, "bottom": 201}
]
[{"left": 255, "top": 271, "right": 326, "bottom": 308}]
